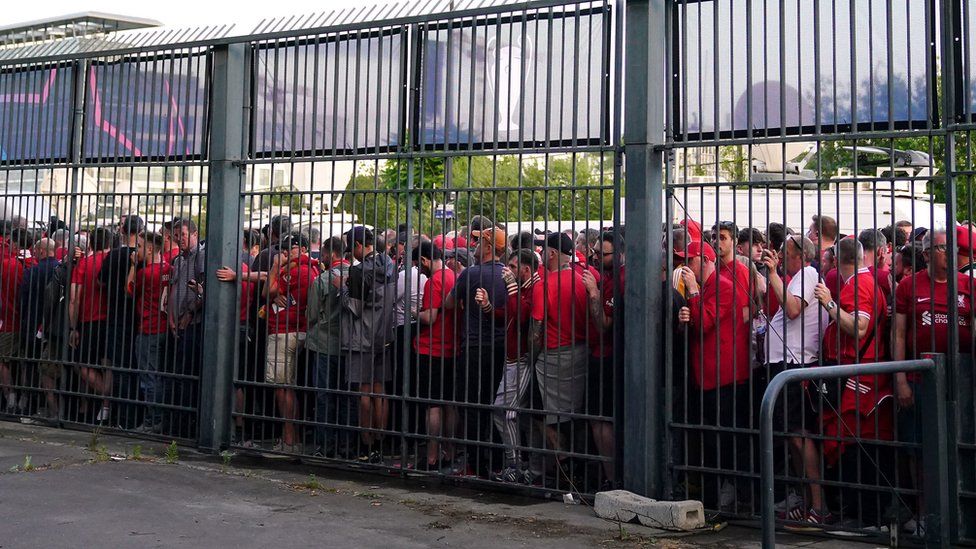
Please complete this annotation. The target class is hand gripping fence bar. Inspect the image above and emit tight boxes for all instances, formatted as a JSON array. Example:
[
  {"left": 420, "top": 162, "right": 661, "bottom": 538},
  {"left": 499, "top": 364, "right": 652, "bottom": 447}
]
[{"left": 759, "top": 354, "right": 950, "bottom": 549}]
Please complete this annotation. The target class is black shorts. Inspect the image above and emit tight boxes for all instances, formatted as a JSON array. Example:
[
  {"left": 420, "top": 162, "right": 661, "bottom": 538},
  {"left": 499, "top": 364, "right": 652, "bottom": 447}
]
[
  {"left": 586, "top": 355, "right": 615, "bottom": 418},
  {"left": 412, "top": 354, "right": 455, "bottom": 402},
  {"left": 769, "top": 362, "right": 818, "bottom": 434},
  {"left": 74, "top": 321, "right": 108, "bottom": 366}
]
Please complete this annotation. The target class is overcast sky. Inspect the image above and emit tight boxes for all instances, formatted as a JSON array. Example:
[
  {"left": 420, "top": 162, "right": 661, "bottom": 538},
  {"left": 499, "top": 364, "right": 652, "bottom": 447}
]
[{"left": 5, "top": 0, "right": 363, "bottom": 31}]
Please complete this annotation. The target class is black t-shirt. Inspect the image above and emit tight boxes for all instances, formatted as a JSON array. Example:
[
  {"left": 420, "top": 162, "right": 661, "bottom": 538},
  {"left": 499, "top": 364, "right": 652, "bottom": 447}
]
[{"left": 99, "top": 245, "right": 137, "bottom": 326}]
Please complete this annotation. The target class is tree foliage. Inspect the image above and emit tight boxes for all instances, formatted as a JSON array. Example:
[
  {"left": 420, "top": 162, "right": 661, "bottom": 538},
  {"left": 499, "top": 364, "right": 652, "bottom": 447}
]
[{"left": 337, "top": 153, "right": 617, "bottom": 231}]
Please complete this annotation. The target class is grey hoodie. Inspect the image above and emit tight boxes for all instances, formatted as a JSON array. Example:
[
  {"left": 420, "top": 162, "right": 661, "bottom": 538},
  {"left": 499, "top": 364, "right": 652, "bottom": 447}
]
[{"left": 339, "top": 251, "right": 396, "bottom": 352}]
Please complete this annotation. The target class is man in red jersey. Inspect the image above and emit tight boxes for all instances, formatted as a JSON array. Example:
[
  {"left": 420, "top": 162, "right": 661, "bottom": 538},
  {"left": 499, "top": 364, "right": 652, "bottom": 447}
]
[
  {"left": 68, "top": 227, "right": 114, "bottom": 424},
  {"left": 530, "top": 232, "right": 590, "bottom": 455},
  {"left": 412, "top": 241, "right": 459, "bottom": 470},
  {"left": 581, "top": 230, "right": 625, "bottom": 489},
  {"left": 265, "top": 233, "right": 319, "bottom": 453},
  {"left": 814, "top": 237, "right": 892, "bottom": 528},
  {"left": 892, "top": 229, "right": 974, "bottom": 535},
  {"left": 0, "top": 228, "right": 30, "bottom": 415},
  {"left": 678, "top": 240, "right": 752, "bottom": 511},
  {"left": 127, "top": 232, "right": 171, "bottom": 433},
  {"left": 481, "top": 248, "right": 541, "bottom": 485}
]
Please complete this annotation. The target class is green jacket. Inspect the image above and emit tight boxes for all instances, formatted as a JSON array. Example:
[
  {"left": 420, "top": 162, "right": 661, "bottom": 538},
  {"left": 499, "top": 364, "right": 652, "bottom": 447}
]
[{"left": 305, "top": 262, "right": 349, "bottom": 356}]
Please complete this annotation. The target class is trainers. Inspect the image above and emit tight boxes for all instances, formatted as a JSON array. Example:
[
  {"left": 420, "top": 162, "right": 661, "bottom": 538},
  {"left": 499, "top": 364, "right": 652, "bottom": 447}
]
[
  {"left": 493, "top": 466, "right": 526, "bottom": 484},
  {"left": 4, "top": 393, "right": 18, "bottom": 414},
  {"left": 272, "top": 440, "right": 303, "bottom": 454},
  {"left": 358, "top": 450, "right": 383, "bottom": 464},
  {"left": 775, "top": 491, "right": 805, "bottom": 520},
  {"left": 719, "top": 481, "right": 737, "bottom": 512},
  {"left": 96, "top": 406, "right": 110, "bottom": 423}
]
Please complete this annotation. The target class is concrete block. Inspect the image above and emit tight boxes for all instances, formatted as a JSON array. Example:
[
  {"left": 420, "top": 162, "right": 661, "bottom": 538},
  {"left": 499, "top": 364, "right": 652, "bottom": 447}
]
[
  {"left": 593, "top": 490, "right": 652, "bottom": 523},
  {"left": 593, "top": 490, "right": 705, "bottom": 532},
  {"left": 635, "top": 500, "right": 705, "bottom": 531}
]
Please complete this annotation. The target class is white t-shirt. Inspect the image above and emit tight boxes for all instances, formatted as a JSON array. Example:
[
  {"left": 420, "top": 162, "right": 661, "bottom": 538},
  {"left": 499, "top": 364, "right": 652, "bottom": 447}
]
[
  {"left": 765, "top": 265, "right": 828, "bottom": 365},
  {"left": 395, "top": 266, "right": 427, "bottom": 327}
]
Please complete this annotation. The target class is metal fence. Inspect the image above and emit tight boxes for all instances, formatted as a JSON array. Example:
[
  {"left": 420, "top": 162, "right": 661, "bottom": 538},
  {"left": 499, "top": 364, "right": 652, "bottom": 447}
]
[{"left": 1, "top": 0, "right": 975, "bottom": 543}]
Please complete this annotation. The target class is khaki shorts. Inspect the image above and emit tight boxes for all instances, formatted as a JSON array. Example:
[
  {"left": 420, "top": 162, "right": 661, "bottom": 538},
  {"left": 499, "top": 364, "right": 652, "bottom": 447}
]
[{"left": 265, "top": 332, "right": 305, "bottom": 385}]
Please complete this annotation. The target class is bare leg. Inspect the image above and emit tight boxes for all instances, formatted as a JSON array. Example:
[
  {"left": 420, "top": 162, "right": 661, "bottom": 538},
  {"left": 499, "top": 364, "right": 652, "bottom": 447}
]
[
  {"left": 275, "top": 387, "right": 298, "bottom": 446},
  {"left": 442, "top": 406, "right": 458, "bottom": 460},
  {"left": 0, "top": 362, "right": 13, "bottom": 403},
  {"left": 590, "top": 420, "right": 616, "bottom": 483},
  {"left": 801, "top": 438, "right": 825, "bottom": 511},
  {"left": 372, "top": 382, "right": 388, "bottom": 440},
  {"left": 359, "top": 384, "right": 374, "bottom": 447},
  {"left": 427, "top": 406, "right": 443, "bottom": 464}
]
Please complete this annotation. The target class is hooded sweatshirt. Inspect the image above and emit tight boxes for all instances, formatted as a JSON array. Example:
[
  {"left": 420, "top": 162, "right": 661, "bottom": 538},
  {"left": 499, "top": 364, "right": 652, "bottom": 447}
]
[{"left": 340, "top": 251, "right": 396, "bottom": 352}]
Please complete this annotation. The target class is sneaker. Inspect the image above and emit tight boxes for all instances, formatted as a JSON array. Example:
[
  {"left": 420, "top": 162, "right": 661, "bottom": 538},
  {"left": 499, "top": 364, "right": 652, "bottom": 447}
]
[
  {"left": 133, "top": 423, "right": 162, "bottom": 435},
  {"left": 272, "top": 440, "right": 302, "bottom": 454},
  {"left": 96, "top": 406, "right": 110, "bottom": 423},
  {"left": 775, "top": 491, "right": 805, "bottom": 520},
  {"left": 786, "top": 507, "right": 835, "bottom": 532},
  {"left": 903, "top": 517, "right": 926, "bottom": 536},
  {"left": 719, "top": 481, "right": 737, "bottom": 512},
  {"left": 4, "top": 393, "right": 18, "bottom": 414},
  {"left": 493, "top": 466, "right": 527, "bottom": 484},
  {"left": 358, "top": 450, "right": 383, "bottom": 464}
]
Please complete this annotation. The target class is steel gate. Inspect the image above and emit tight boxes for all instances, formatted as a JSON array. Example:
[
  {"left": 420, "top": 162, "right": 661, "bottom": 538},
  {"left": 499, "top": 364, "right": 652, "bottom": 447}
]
[{"left": 1, "top": 0, "right": 975, "bottom": 541}]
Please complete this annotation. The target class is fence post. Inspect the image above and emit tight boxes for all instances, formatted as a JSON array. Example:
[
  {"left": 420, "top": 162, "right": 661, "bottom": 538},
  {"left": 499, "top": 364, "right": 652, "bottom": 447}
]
[
  {"left": 920, "top": 353, "right": 950, "bottom": 548},
  {"left": 622, "top": 0, "right": 667, "bottom": 497},
  {"left": 198, "top": 43, "right": 248, "bottom": 452}
]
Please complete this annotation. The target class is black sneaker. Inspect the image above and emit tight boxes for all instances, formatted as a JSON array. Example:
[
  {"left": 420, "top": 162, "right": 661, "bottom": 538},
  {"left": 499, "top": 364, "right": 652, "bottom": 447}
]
[{"left": 492, "top": 466, "right": 526, "bottom": 484}]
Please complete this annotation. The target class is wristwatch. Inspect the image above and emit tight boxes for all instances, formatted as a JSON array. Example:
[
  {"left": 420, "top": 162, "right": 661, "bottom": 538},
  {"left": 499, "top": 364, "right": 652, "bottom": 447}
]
[{"left": 825, "top": 300, "right": 837, "bottom": 312}]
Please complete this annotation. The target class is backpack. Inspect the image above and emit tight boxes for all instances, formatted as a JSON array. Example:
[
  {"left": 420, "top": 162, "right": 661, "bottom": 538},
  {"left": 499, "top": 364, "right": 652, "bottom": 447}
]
[{"left": 41, "top": 261, "right": 68, "bottom": 340}]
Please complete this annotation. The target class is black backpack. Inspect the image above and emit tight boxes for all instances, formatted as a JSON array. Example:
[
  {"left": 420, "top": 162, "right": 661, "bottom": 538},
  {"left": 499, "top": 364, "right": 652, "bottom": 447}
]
[{"left": 41, "top": 261, "right": 68, "bottom": 340}]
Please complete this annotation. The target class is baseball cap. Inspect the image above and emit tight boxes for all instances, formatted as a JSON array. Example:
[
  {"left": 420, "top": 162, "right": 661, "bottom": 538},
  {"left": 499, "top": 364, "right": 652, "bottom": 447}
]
[
  {"left": 472, "top": 227, "right": 507, "bottom": 252},
  {"left": 958, "top": 224, "right": 975, "bottom": 255},
  {"left": 344, "top": 226, "right": 373, "bottom": 247},
  {"left": 432, "top": 235, "right": 456, "bottom": 250},
  {"left": 281, "top": 232, "right": 311, "bottom": 250},
  {"left": 469, "top": 215, "right": 494, "bottom": 232},
  {"left": 685, "top": 241, "right": 716, "bottom": 261},
  {"left": 544, "top": 232, "right": 575, "bottom": 256}
]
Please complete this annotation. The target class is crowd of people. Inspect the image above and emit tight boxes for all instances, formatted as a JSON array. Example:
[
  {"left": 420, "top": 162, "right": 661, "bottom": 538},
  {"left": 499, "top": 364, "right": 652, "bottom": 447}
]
[
  {"left": 671, "top": 214, "right": 975, "bottom": 533},
  {"left": 0, "top": 213, "right": 625, "bottom": 493},
  {"left": 1, "top": 208, "right": 974, "bottom": 528}
]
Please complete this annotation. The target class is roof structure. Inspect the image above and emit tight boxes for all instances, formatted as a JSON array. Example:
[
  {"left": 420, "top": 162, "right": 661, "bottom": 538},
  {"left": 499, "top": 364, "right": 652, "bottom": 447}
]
[{"left": 0, "top": 12, "right": 161, "bottom": 47}]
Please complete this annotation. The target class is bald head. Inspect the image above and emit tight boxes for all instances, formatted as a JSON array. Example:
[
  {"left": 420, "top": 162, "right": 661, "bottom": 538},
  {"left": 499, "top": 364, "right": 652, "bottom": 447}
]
[{"left": 34, "top": 237, "right": 56, "bottom": 259}]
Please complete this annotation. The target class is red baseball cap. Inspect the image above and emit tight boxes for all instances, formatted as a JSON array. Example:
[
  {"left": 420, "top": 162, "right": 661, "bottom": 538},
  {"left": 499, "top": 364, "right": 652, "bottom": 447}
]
[
  {"left": 685, "top": 241, "right": 716, "bottom": 261},
  {"left": 957, "top": 225, "right": 975, "bottom": 255}
]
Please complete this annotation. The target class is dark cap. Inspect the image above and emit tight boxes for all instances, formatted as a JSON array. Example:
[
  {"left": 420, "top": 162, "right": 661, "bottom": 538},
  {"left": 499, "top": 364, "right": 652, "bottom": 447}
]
[
  {"left": 411, "top": 241, "right": 442, "bottom": 262},
  {"left": 120, "top": 215, "right": 145, "bottom": 235},
  {"left": 469, "top": 215, "right": 494, "bottom": 232},
  {"left": 281, "top": 232, "right": 310, "bottom": 250},
  {"left": 544, "top": 232, "right": 575, "bottom": 256},
  {"left": 344, "top": 226, "right": 374, "bottom": 247}
]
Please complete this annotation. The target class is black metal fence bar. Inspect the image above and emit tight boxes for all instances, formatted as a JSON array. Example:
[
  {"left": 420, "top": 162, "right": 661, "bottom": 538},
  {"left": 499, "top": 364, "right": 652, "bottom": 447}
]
[{"left": 759, "top": 356, "right": 948, "bottom": 547}]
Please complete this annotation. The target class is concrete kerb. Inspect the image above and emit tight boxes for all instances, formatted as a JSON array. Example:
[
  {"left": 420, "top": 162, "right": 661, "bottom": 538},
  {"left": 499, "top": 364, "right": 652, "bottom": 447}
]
[{"left": 595, "top": 490, "right": 706, "bottom": 531}]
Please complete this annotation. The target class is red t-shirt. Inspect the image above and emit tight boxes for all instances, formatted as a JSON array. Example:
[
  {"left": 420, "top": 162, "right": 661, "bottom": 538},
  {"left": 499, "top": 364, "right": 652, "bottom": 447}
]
[
  {"left": 164, "top": 248, "right": 181, "bottom": 265},
  {"left": 414, "top": 268, "right": 458, "bottom": 358},
  {"left": 0, "top": 256, "right": 25, "bottom": 333},
  {"left": 71, "top": 251, "right": 109, "bottom": 324},
  {"left": 590, "top": 266, "right": 625, "bottom": 358},
  {"left": 895, "top": 270, "right": 973, "bottom": 381},
  {"left": 687, "top": 271, "right": 751, "bottom": 390},
  {"left": 267, "top": 255, "right": 319, "bottom": 334},
  {"left": 531, "top": 267, "right": 590, "bottom": 350},
  {"left": 826, "top": 268, "right": 887, "bottom": 365},
  {"left": 130, "top": 262, "right": 171, "bottom": 335}
]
